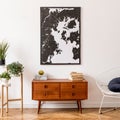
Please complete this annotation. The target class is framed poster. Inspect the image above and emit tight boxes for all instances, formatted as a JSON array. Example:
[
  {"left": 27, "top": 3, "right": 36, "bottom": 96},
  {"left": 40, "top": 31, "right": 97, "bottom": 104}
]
[{"left": 40, "top": 7, "right": 81, "bottom": 65}]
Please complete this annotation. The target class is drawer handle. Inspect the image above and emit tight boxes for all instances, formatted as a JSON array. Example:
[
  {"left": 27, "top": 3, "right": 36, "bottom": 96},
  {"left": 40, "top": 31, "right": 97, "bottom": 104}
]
[
  {"left": 44, "top": 85, "right": 48, "bottom": 88},
  {"left": 72, "top": 93, "right": 75, "bottom": 96},
  {"left": 72, "top": 85, "right": 75, "bottom": 88},
  {"left": 44, "top": 92, "right": 47, "bottom": 96}
]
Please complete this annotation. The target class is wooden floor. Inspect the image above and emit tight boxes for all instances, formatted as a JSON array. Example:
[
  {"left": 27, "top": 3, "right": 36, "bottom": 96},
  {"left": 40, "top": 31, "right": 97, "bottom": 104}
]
[{"left": 0, "top": 108, "right": 120, "bottom": 120}]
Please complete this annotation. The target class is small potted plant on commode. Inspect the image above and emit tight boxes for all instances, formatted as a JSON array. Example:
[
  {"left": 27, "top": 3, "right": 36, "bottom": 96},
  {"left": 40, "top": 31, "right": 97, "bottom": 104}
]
[
  {"left": 0, "top": 71, "right": 11, "bottom": 85},
  {"left": 7, "top": 61, "right": 24, "bottom": 77},
  {"left": 0, "top": 40, "right": 9, "bottom": 65}
]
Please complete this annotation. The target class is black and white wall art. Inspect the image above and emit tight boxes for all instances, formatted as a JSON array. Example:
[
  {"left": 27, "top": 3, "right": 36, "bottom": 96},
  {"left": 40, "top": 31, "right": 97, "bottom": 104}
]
[{"left": 40, "top": 7, "right": 81, "bottom": 65}]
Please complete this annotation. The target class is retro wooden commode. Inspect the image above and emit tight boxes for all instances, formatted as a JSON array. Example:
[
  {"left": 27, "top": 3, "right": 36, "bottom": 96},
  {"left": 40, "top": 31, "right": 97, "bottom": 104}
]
[{"left": 32, "top": 79, "right": 88, "bottom": 113}]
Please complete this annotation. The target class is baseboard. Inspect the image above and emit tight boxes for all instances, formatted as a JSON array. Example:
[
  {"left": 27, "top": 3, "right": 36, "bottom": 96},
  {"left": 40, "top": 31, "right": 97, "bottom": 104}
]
[{"left": 8, "top": 101, "right": 120, "bottom": 108}]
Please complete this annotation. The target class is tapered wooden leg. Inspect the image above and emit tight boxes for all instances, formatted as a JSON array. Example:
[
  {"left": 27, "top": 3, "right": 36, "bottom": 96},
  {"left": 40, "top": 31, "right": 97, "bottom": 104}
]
[
  {"left": 77, "top": 100, "right": 82, "bottom": 113},
  {"left": 21, "top": 73, "right": 23, "bottom": 112},
  {"left": 1, "top": 85, "right": 4, "bottom": 117},
  {"left": 37, "top": 100, "right": 41, "bottom": 114},
  {"left": 6, "top": 86, "right": 8, "bottom": 113}
]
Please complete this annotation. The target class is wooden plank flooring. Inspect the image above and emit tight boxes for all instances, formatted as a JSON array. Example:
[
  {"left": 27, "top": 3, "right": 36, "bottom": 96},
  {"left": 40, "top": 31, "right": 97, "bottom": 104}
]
[{"left": 0, "top": 108, "right": 120, "bottom": 120}]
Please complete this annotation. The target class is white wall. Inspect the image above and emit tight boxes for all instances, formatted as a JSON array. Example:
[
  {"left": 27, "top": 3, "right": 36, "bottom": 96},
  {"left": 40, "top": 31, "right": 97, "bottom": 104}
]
[{"left": 0, "top": 0, "right": 120, "bottom": 108}]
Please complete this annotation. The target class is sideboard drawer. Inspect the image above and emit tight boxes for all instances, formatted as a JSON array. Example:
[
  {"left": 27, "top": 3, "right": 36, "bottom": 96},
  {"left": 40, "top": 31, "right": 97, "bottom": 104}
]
[
  {"left": 61, "top": 83, "right": 87, "bottom": 91},
  {"left": 33, "top": 83, "right": 59, "bottom": 91},
  {"left": 33, "top": 90, "right": 59, "bottom": 99},
  {"left": 61, "top": 91, "right": 87, "bottom": 99}
]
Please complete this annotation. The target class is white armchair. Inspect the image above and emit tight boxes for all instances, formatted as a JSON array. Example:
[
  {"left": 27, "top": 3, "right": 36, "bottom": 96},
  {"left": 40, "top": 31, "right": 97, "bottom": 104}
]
[{"left": 96, "top": 67, "right": 120, "bottom": 114}]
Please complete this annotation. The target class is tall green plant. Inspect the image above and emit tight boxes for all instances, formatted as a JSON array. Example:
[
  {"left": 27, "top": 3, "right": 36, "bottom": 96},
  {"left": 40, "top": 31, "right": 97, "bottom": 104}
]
[
  {"left": 0, "top": 40, "right": 9, "bottom": 60},
  {"left": 7, "top": 62, "right": 24, "bottom": 76}
]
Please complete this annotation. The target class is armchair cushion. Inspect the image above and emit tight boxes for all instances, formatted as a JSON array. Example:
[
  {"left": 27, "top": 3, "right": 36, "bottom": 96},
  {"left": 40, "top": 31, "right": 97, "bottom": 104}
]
[{"left": 108, "top": 77, "right": 120, "bottom": 92}]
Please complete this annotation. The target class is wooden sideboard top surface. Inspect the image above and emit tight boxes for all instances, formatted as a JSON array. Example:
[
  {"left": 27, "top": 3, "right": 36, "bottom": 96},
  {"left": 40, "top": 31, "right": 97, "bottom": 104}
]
[{"left": 32, "top": 79, "right": 87, "bottom": 83}]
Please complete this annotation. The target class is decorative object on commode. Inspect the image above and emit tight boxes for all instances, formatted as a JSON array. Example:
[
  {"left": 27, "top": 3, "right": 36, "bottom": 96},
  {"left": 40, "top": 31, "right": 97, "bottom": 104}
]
[
  {"left": 38, "top": 70, "right": 44, "bottom": 75},
  {"left": 0, "top": 40, "right": 9, "bottom": 65},
  {"left": 40, "top": 7, "right": 81, "bottom": 65},
  {"left": 69, "top": 72, "right": 84, "bottom": 81},
  {"left": 35, "top": 70, "right": 47, "bottom": 80},
  {"left": 7, "top": 61, "right": 24, "bottom": 76},
  {"left": 0, "top": 71, "right": 11, "bottom": 85}
]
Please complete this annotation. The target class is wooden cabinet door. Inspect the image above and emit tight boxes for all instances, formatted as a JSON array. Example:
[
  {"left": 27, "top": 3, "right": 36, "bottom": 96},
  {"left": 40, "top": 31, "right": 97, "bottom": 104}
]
[
  {"left": 60, "top": 82, "right": 88, "bottom": 99},
  {"left": 32, "top": 82, "right": 60, "bottom": 100}
]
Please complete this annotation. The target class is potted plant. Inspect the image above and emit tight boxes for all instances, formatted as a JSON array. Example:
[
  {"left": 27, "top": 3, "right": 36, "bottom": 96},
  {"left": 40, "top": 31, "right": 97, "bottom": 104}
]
[
  {"left": 0, "top": 40, "right": 9, "bottom": 65},
  {"left": 7, "top": 61, "right": 24, "bottom": 76},
  {"left": 0, "top": 71, "right": 11, "bottom": 85}
]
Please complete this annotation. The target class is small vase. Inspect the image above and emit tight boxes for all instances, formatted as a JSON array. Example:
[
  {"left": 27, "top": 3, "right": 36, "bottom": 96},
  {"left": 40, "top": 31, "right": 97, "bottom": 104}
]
[{"left": 0, "top": 59, "right": 5, "bottom": 65}]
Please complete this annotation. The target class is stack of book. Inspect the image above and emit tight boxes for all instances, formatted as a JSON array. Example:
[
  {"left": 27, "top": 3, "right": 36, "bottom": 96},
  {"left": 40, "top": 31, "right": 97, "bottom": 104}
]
[{"left": 69, "top": 72, "right": 84, "bottom": 81}]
